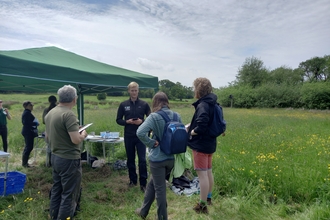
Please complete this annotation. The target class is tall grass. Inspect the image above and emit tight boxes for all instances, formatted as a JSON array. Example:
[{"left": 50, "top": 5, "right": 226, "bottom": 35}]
[{"left": 0, "top": 94, "right": 330, "bottom": 219}]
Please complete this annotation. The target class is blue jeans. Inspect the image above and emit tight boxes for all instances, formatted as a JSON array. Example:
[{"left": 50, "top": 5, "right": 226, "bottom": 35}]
[
  {"left": 124, "top": 135, "right": 147, "bottom": 186},
  {"left": 49, "top": 154, "right": 82, "bottom": 220}
]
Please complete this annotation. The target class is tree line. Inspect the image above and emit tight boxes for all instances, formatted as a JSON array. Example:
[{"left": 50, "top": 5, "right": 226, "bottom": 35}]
[
  {"left": 216, "top": 55, "right": 330, "bottom": 109},
  {"left": 103, "top": 54, "right": 329, "bottom": 109}
]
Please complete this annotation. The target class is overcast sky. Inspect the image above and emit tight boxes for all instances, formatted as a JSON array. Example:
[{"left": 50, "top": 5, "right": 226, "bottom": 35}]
[{"left": 1, "top": 0, "right": 329, "bottom": 88}]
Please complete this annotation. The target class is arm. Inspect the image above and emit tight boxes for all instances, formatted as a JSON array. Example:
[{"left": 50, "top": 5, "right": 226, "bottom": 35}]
[
  {"left": 191, "top": 103, "right": 210, "bottom": 136},
  {"left": 69, "top": 130, "right": 87, "bottom": 145},
  {"left": 42, "top": 108, "right": 47, "bottom": 124},
  {"left": 4, "top": 109, "right": 11, "bottom": 120},
  {"left": 136, "top": 115, "right": 157, "bottom": 148},
  {"left": 116, "top": 103, "right": 126, "bottom": 126}
]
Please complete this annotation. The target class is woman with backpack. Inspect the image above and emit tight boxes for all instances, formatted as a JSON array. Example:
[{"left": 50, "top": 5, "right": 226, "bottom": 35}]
[
  {"left": 187, "top": 77, "right": 219, "bottom": 214},
  {"left": 135, "top": 92, "right": 183, "bottom": 220}
]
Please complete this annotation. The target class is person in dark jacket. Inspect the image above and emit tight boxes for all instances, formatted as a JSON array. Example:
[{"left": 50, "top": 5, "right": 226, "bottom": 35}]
[
  {"left": 116, "top": 82, "right": 151, "bottom": 192},
  {"left": 21, "top": 101, "right": 39, "bottom": 167},
  {"left": 42, "top": 95, "right": 57, "bottom": 124},
  {"left": 0, "top": 100, "right": 12, "bottom": 152},
  {"left": 187, "top": 77, "right": 218, "bottom": 214},
  {"left": 42, "top": 95, "right": 57, "bottom": 167}
]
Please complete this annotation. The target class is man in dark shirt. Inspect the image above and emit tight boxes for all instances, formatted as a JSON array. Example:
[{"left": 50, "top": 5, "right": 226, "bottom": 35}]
[{"left": 116, "top": 82, "right": 151, "bottom": 192}]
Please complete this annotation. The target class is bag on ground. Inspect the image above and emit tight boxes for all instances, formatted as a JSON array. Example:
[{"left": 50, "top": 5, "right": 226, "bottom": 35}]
[
  {"left": 156, "top": 110, "right": 188, "bottom": 155},
  {"left": 209, "top": 103, "right": 226, "bottom": 137}
]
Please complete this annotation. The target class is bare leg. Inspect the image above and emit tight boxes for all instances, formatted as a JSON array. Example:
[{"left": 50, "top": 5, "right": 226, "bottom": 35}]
[
  {"left": 196, "top": 170, "right": 209, "bottom": 202},
  {"left": 207, "top": 169, "right": 214, "bottom": 196}
]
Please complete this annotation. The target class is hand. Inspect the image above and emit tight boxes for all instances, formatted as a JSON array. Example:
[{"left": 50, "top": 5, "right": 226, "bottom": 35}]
[
  {"left": 81, "top": 130, "right": 88, "bottom": 138},
  {"left": 127, "top": 118, "right": 141, "bottom": 125},
  {"left": 185, "top": 123, "right": 190, "bottom": 132},
  {"left": 191, "top": 130, "right": 197, "bottom": 136},
  {"left": 154, "top": 140, "right": 159, "bottom": 147}
]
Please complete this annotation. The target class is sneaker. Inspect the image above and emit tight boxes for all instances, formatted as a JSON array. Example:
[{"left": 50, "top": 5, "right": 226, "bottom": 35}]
[
  {"left": 128, "top": 181, "right": 137, "bottom": 187},
  {"left": 207, "top": 198, "right": 212, "bottom": 205},
  {"left": 140, "top": 186, "right": 146, "bottom": 193},
  {"left": 193, "top": 203, "right": 208, "bottom": 214},
  {"left": 135, "top": 208, "right": 146, "bottom": 219}
]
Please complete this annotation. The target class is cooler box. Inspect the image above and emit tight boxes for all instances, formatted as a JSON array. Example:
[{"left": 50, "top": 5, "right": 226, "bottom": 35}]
[{"left": 0, "top": 171, "right": 26, "bottom": 196}]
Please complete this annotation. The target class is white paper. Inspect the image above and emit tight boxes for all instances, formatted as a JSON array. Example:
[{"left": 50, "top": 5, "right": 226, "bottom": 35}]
[{"left": 79, "top": 123, "right": 93, "bottom": 133}]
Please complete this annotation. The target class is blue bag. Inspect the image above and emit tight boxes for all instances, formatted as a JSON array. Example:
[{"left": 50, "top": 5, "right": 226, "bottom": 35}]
[{"left": 156, "top": 110, "right": 188, "bottom": 155}]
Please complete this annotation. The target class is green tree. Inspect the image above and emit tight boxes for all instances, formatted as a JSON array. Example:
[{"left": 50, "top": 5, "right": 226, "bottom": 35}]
[
  {"left": 170, "top": 82, "right": 186, "bottom": 101},
  {"left": 299, "top": 56, "right": 328, "bottom": 82},
  {"left": 269, "top": 66, "right": 304, "bottom": 85},
  {"left": 324, "top": 55, "right": 330, "bottom": 81},
  {"left": 159, "top": 79, "right": 176, "bottom": 99},
  {"left": 139, "top": 89, "right": 155, "bottom": 98},
  {"left": 235, "top": 57, "right": 269, "bottom": 88}
]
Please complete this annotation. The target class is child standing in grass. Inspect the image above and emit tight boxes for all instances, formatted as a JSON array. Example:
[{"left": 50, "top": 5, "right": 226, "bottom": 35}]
[{"left": 187, "top": 77, "right": 218, "bottom": 214}]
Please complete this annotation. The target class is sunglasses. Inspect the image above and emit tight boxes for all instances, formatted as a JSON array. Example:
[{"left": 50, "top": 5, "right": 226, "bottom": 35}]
[{"left": 0, "top": 101, "right": 2, "bottom": 103}]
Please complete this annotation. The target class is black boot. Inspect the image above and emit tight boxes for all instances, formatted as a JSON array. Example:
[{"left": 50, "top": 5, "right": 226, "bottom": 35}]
[{"left": 22, "top": 155, "right": 30, "bottom": 167}]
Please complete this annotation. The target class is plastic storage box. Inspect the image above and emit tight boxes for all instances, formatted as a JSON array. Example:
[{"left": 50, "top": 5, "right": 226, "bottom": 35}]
[{"left": 0, "top": 171, "right": 26, "bottom": 196}]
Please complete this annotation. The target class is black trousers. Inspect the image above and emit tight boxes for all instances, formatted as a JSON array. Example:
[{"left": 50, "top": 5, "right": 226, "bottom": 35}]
[
  {"left": 0, "top": 125, "right": 8, "bottom": 152},
  {"left": 124, "top": 135, "right": 148, "bottom": 186},
  {"left": 22, "top": 134, "right": 34, "bottom": 157}
]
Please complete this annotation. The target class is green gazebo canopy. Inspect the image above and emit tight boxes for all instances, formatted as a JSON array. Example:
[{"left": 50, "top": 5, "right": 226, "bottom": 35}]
[{"left": 0, "top": 46, "right": 159, "bottom": 123}]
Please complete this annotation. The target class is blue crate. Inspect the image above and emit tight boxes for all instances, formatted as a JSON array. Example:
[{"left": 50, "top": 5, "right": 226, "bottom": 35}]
[{"left": 0, "top": 171, "right": 26, "bottom": 196}]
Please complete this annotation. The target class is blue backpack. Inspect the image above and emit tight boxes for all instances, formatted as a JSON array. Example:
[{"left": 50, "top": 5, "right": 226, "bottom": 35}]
[
  {"left": 209, "top": 103, "right": 226, "bottom": 137},
  {"left": 155, "top": 110, "right": 188, "bottom": 155}
]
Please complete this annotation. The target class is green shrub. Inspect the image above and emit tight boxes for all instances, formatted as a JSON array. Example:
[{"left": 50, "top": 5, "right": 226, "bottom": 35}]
[
  {"left": 301, "top": 82, "right": 330, "bottom": 109},
  {"left": 96, "top": 93, "right": 107, "bottom": 100}
]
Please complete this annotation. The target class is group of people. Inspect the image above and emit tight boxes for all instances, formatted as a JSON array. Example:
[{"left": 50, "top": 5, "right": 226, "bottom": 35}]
[
  {"left": 117, "top": 78, "right": 220, "bottom": 219},
  {"left": 0, "top": 96, "right": 57, "bottom": 166},
  {"left": 0, "top": 76, "right": 220, "bottom": 220}
]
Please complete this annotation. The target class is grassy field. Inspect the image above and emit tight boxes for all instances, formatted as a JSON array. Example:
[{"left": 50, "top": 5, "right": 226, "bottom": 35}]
[{"left": 0, "top": 94, "right": 330, "bottom": 219}]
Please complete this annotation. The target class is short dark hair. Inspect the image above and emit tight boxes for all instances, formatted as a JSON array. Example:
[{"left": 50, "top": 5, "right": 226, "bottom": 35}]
[
  {"left": 48, "top": 95, "right": 57, "bottom": 103},
  {"left": 23, "top": 101, "right": 33, "bottom": 108}
]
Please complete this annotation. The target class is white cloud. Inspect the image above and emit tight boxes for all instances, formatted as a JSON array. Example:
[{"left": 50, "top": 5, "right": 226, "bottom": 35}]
[
  {"left": 0, "top": 0, "right": 329, "bottom": 87},
  {"left": 136, "top": 58, "right": 174, "bottom": 71}
]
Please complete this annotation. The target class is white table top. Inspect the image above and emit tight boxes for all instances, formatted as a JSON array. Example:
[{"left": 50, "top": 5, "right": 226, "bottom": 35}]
[{"left": 0, "top": 151, "right": 10, "bottom": 158}]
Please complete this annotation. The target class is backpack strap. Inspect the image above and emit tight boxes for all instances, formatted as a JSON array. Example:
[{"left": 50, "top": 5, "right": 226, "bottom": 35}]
[
  {"left": 155, "top": 110, "right": 178, "bottom": 142},
  {"left": 208, "top": 102, "right": 218, "bottom": 126},
  {"left": 156, "top": 110, "right": 178, "bottom": 122}
]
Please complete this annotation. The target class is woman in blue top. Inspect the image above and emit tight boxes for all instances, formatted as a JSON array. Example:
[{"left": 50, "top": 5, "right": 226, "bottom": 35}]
[{"left": 135, "top": 92, "right": 183, "bottom": 220}]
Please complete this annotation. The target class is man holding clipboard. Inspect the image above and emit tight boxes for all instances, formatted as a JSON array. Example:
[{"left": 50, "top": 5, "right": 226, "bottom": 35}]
[{"left": 45, "top": 85, "right": 88, "bottom": 220}]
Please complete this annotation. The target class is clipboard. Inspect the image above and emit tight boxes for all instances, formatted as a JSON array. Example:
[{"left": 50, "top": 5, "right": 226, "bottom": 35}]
[{"left": 79, "top": 123, "right": 93, "bottom": 133}]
